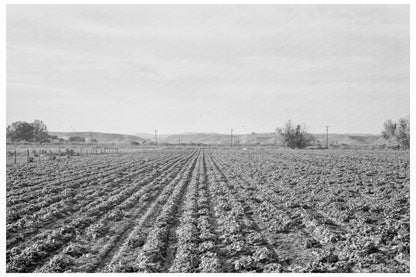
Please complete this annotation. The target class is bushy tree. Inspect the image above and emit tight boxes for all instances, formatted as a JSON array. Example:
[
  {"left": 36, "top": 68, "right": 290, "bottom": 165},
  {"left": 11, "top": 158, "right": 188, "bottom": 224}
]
[
  {"left": 32, "top": 120, "right": 49, "bottom": 142},
  {"left": 6, "top": 120, "right": 50, "bottom": 142},
  {"left": 382, "top": 118, "right": 410, "bottom": 149},
  {"left": 381, "top": 120, "right": 396, "bottom": 140},
  {"left": 277, "top": 120, "right": 314, "bottom": 149},
  {"left": 6, "top": 121, "right": 34, "bottom": 142},
  {"left": 396, "top": 118, "right": 410, "bottom": 149}
]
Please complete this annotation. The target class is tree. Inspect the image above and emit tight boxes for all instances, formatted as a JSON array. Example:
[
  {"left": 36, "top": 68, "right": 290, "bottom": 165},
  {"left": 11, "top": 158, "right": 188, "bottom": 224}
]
[
  {"left": 381, "top": 120, "right": 397, "bottom": 141},
  {"left": 32, "top": 120, "right": 49, "bottom": 142},
  {"left": 382, "top": 118, "right": 410, "bottom": 149},
  {"left": 277, "top": 120, "right": 314, "bottom": 149},
  {"left": 6, "top": 121, "right": 34, "bottom": 142},
  {"left": 396, "top": 118, "right": 410, "bottom": 149},
  {"left": 6, "top": 120, "right": 50, "bottom": 143}
]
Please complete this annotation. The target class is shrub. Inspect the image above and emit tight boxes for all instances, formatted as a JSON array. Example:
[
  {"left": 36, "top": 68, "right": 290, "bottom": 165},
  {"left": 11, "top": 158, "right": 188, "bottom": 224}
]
[
  {"left": 276, "top": 120, "right": 315, "bottom": 149},
  {"left": 381, "top": 117, "right": 410, "bottom": 150}
]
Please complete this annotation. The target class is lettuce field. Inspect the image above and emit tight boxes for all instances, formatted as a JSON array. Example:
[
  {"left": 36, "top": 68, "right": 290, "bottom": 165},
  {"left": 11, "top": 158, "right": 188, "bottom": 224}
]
[{"left": 6, "top": 148, "right": 410, "bottom": 273}]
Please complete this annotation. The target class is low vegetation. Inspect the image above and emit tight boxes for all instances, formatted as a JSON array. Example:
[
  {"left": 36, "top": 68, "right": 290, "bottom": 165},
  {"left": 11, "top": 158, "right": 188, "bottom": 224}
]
[{"left": 6, "top": 148, "right": 409, "bottom": 273}]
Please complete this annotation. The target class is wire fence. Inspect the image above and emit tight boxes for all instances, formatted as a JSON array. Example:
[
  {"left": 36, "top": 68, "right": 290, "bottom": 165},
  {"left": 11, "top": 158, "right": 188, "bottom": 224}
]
[{"left": 6, "top": 147, "right": 120, "bottom": 165}]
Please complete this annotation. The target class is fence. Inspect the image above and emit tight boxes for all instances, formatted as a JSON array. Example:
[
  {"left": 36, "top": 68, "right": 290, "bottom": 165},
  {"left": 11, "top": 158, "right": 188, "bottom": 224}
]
[{"left": 6, "top": 147, "right": 120, "bottom": 164}]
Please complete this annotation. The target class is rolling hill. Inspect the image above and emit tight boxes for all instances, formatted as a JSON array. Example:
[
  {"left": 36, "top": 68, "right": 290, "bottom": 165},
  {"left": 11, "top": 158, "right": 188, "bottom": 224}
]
[
  {"left": 312, "top": 133, "right": 381, "bottom": 146},
  {"left": 49, "top": 132, "right": 147, "bottom": 145},
  {"left": 147, "top": 132, "right": 383, "bottom": 146},
  {"left": 50, "top": 131, "right": 386, "bottom": 147}
]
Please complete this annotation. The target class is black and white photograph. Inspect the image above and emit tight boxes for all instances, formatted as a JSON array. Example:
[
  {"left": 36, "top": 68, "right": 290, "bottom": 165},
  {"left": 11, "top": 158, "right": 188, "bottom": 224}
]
[{"left": 3, "top": 1, "right": 413, "bottom": 274}]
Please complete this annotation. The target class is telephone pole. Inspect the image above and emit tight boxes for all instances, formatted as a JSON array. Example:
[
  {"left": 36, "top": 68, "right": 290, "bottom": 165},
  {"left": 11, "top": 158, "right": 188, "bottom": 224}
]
[
  {"left": 230, "top": 129, "right": 234, "bottom": 147},
  {"left": 154, "top": 129, "right": 158, "bottom": 145},
  {"left": 325, "top": 126, "right": 329, "bottom": 149}
]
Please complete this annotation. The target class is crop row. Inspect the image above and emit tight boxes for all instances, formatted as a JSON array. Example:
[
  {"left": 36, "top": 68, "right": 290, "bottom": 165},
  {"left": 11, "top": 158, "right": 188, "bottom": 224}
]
[
  {"left": 7, "top": 150, "right": 196, "bottom": 272},
  {"left": 6, "top": 148, "right": 409, "bottom": 273}
]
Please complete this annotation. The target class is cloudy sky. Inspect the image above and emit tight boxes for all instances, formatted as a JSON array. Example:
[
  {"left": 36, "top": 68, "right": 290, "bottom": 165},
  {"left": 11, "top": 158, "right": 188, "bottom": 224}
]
[{"left": 7, "top": 5, "right": 409, "bottom": 134}]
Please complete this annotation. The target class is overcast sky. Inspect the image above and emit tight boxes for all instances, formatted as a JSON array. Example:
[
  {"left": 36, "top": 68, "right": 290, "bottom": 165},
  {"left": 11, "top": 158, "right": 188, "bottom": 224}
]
[{"left": 7, "top": 5, "right": 409, "bottom": 135}]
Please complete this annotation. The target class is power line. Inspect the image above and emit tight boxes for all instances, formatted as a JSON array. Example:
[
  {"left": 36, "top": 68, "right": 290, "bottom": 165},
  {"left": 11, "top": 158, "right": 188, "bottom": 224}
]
[{"left": 70, "top": 126, "right": 78, "bottom": 136}]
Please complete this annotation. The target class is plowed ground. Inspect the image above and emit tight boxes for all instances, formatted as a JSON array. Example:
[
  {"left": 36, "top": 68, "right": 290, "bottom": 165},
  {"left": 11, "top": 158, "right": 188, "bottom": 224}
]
[{"left": 6, "top": 148, "right": 410, "bottom": 273}]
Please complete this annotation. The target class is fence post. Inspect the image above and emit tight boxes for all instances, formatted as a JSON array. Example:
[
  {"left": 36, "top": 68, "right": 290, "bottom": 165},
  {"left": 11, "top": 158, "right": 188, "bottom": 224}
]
[
  {"left": 39, "top": 148, "right": 41, "bottom": 163},
  {"left": 58, "top": 148, "right": 61, "bottom": 161},
  {"left": 14, "top": 150, "right": 17, "bottom": 164},
  {"left": 27, "top": 149, "right": 29, "bottom": 163}
]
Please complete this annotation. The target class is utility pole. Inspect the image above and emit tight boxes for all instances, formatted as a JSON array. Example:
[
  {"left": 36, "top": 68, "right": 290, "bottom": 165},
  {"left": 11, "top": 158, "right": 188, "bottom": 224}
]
[
  {"left": 325, "top": 126, "right": 329, "bottom": 149},
  {"left": 230, "top": 129, "right": 234, "bottom": 147},
  {"left": 154, "top": 129, "right": 158, "bottom": 145}
]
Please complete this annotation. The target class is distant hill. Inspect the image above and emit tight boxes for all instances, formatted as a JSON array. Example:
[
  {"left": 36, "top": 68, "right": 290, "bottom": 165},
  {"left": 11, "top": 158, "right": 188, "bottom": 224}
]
[
  {"left": 148, "top": 132, "right": 383, "bottom": 146},
  {"left": 313, "top": 133, "right": 381, "bottom": 146},
  {"left": 134, "top": 132, "right": 170, "bottom": 141},
  {"left": 53, "top": 131, "right": 385, "bottom": 147},
  {"left": 163, "top": 133, "right": 232, "bottom": 144},
  {"left": 50, "top": 132, "right": 147, "bottom": 145}
]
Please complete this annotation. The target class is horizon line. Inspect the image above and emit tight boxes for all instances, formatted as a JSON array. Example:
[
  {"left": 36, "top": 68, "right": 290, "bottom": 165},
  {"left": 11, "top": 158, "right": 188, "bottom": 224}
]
[{"left": 49, "top": 130, "right": 381, "bottom": 136}]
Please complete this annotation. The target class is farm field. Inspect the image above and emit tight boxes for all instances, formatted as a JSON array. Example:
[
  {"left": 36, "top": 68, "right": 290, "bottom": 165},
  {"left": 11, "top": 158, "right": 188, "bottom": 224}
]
[{"left": 6, "top": 148, "right": 410, "bottom": 273}]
